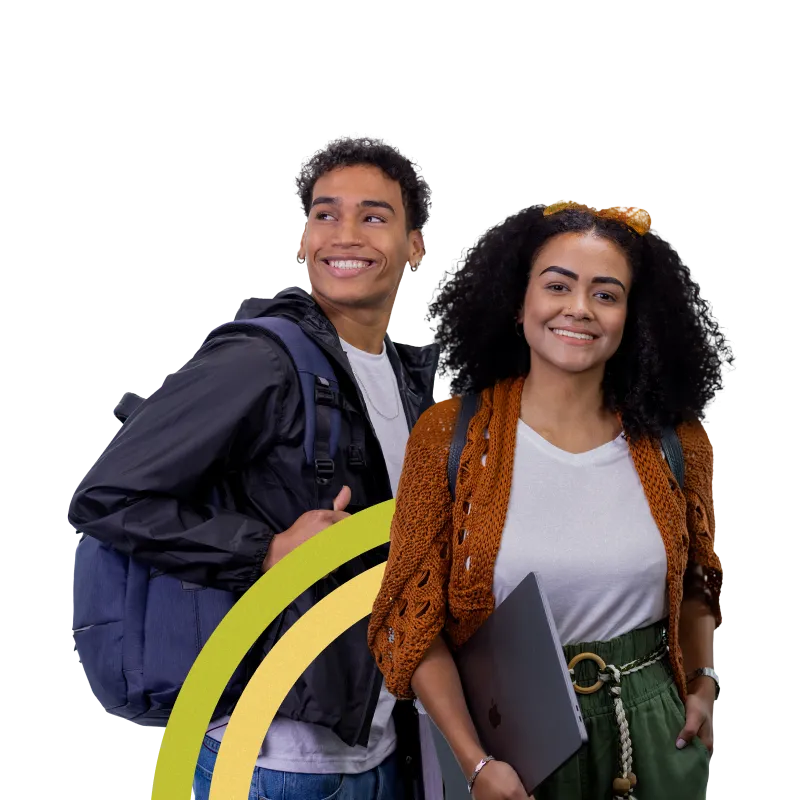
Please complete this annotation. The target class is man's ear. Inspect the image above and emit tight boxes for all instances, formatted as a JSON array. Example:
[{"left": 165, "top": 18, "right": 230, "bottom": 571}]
[
  {"left": 297, "top": 223, "right": 308, "bottom": 261},
  {"left": 408, "top": 230, "right": 425, "bottom": 268}
]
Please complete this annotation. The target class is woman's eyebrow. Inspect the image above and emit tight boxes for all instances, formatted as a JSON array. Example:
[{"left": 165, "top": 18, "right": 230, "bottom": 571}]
[{"left": 540, "top": 265, "right": 626, "bottom": 292}]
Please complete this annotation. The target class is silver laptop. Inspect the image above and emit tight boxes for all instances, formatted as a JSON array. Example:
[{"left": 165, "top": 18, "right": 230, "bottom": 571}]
[{"left": 435, "top": 572, "right": 588, "bottom": 797}]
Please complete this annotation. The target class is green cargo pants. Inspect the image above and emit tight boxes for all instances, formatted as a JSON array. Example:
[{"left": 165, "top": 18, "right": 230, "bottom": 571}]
[{"left": 534, "top": 622, "right": 710, "bottom": 800}]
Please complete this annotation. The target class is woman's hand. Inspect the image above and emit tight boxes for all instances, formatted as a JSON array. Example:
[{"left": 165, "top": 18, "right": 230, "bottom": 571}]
[
  {"left": 471, "top": 760, "right": 533, "bottom": 800},
  {"left": 676, "top": 680, "right": 714, "bottom": 755}
]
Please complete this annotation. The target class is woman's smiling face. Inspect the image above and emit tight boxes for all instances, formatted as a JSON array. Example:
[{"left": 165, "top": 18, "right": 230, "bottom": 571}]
[{"left": 520, "top": 231, "right": 633, "bottom": 376}]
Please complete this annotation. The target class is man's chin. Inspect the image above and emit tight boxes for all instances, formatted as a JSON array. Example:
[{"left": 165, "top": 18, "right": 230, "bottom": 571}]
[{"left": 310, "top": 282, "right": 387, "bottom": 311}]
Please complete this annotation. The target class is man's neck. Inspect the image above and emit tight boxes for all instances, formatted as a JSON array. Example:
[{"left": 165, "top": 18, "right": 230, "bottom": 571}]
[{"left": 311, "top": 291, "right": 392, "bottom": 354}]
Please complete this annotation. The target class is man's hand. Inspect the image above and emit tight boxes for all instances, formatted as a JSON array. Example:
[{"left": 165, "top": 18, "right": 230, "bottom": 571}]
[{"left": 262, "top": 486, "right": 351, "bottom": 571}]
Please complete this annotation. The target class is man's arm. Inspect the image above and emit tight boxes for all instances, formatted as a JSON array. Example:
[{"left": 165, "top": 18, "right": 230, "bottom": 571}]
[{"left": 68, "top": 332, "right": 289, "bottom": 593}]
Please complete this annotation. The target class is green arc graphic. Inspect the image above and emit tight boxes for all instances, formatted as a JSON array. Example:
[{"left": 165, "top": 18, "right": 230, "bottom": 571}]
[{"left": 150, "top": 499, "right": 395, "bottom": 800}]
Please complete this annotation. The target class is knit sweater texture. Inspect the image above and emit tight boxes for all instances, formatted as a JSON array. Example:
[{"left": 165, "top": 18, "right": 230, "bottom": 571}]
[{"left": 367, "top": 377, "right": 722, "bottom": 703}]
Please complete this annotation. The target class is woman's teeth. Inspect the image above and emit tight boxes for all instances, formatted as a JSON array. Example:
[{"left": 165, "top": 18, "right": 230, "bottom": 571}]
[{"left": 551, "top": 328, "right": 595, "bottom": 340}]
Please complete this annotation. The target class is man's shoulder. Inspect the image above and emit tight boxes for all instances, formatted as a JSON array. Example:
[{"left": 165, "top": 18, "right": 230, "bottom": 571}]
[
  {"left": 190, "top": 327, "right": 296, "bottom": 390},
  {"left": 201, "top": 326, "right": 292, "bottom": 360}
]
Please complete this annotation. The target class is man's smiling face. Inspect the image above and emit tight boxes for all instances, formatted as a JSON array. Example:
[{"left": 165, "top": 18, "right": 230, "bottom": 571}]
[{"left": 299, "top": 164, "right": 424, "bottom": 311}]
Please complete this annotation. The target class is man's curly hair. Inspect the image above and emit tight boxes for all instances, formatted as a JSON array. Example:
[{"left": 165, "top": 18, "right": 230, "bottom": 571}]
[
  {"left": 430, "top": 205, "right": 733, "bottom": 441},
  {"left": 296, "top": 137, "right": 431, "bottom": 231}
]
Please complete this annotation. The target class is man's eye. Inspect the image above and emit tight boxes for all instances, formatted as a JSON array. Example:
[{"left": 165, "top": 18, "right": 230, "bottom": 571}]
[
  {"left": 364, "top": 215, "right": 386, "bottom": 223},
  {"left": 315, "top": 212, "right": 334, "bottom": 221}
]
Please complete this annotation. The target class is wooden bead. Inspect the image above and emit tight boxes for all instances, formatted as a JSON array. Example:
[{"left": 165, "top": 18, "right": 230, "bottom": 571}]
[
  {"left": 628, "top": 772, "right": 637, "bottom": 787},
  {"left": 613, "top": 776, "right": 631, "bottom": 793}
]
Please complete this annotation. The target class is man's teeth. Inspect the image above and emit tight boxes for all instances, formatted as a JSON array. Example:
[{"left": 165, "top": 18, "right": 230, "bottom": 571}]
[
  {"left": 328, "top": 260, "right": 372, "bottom": 270},
  {"left": 552, "top": 328, "right": 595, "bottom": 340}
]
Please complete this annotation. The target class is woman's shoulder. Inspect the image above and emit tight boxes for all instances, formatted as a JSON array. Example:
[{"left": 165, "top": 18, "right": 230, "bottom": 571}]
[
  {"left": 413, "top": 384, "right": 499, "bottom": 443},
  {"left": 675, "top": 418, "right": 713, "bottom": 458},
  {"left": 674, "top": 419, "right": 714, "bottom": 496},
  {"left": 412, "top": 397, "right": 462, "bottom": 446}
]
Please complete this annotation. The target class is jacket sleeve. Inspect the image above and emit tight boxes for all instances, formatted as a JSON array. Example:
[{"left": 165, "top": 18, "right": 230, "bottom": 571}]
[
  {"left": 679, "top": 420, "right": 723, "bottom": 626},
  {"left": 367, "top": 399, "right": 459, "bottom": 700},
  {"left": 68, "top": 332, "right": 290, "bottom": 593}
]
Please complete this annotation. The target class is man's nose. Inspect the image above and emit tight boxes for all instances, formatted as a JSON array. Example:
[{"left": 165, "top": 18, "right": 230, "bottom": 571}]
[{"left": 333, "top": 215, "right": 362, "bottom": 247}]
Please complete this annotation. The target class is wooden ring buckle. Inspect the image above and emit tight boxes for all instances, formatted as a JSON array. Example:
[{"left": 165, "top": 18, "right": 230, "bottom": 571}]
[{"left": 568, "top": 651, "right": 607, "bottom": 695}]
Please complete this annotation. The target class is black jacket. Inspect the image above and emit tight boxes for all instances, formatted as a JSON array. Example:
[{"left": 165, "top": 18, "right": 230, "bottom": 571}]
[{"left": 68, "top": 287, "right": 439, "bottom": 752}]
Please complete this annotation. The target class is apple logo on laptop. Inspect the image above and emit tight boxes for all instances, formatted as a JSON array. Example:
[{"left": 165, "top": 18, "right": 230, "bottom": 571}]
[{"left": 488, "top": 700, "right": 502, "bottom": 729}]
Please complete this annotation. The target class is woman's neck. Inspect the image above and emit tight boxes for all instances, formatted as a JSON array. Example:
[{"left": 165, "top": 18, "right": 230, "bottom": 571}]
[{"left": 519, "top": 358, "right": 621, "bottom": 453}]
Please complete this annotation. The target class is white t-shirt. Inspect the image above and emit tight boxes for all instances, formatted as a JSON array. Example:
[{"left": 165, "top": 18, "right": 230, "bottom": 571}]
[
  {"left": 341, "top": 338, "right": 410, "bottom": 498},
  {"left": 207, "top": 337, "right": 409, "bottom": 775},
  {"left": 493, "top": 419, "right": 668, "bottom": 645}
]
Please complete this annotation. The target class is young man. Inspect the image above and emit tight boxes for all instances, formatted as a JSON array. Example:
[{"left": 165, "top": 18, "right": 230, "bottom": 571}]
[{"left": 68, "top": 137, "right": 438, "bottom": 800}]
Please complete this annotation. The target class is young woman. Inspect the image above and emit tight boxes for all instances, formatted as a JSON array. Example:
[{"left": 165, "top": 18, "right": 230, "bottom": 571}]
[{"left": 367, "top": 203, "right": 731, "bottom": 800}]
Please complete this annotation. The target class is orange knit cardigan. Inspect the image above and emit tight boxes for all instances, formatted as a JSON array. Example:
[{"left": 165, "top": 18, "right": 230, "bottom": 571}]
[{"left": 367, "top": 377, "right": 722, "bottom": 703}]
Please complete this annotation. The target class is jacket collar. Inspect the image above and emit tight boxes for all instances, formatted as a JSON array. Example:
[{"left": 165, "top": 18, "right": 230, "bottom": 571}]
[{"left": 234, "top": 287, "right": 439, "bottom": 411}]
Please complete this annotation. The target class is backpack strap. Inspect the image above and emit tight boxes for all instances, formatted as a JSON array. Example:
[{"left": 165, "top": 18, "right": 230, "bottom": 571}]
[
  {"left": 446, "top": 393, "right": 686, "bottom": 500},
  {"left": 661, "top": 425, "right": 685, "bottom": 491},
  {"left": 346, "top": 411, "right": 367, "bottom": 470},
  {"left": 206, "top": 317, "right": 342, "bottom": 496},
  {"left": 447, "top": 393, "right": 481, "bottom": 500}
]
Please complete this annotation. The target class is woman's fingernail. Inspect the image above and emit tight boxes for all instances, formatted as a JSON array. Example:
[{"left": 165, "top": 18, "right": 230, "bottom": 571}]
[{"left": 676, "top": 738, "right": 687, "bottom": 749}]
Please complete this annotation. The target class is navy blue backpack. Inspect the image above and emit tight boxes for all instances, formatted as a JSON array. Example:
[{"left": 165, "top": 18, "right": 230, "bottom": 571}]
[{"left": 72, "top": 317, "right": 343, "bottom": 725}]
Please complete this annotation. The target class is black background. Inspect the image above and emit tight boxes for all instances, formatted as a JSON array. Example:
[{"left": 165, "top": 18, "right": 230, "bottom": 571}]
[{"left": 64, "top": 128, "right": 752, "bottom": 800}]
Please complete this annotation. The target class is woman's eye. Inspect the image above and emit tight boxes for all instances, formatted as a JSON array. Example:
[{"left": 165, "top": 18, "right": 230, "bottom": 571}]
[
  {"left": 547, "top": 283, "right": 568, "bottom": 292},
  {"left": 595, "top": 291, "right": 617, "bottom": 302}
]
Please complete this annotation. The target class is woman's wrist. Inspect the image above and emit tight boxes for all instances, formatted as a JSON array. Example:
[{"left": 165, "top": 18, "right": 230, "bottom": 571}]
[
  {"left": 456, "top": 743, "right": 492, "bottom": 780},
  {"left": 467, "top": 755, "right": 495, "bottom": 793},
  {"left": 687, "top": 674, "right": 717, "bottom": 703}
]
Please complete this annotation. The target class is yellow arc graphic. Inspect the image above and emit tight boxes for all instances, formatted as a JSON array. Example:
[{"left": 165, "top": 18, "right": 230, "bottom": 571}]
[{"left": 209, "top": 563, "right": 387, "bottom": 800}]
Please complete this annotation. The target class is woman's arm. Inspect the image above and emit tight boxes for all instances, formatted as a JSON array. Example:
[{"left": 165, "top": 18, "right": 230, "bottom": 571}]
[
  {"left": 679, "top": 568, "right": 716, "bottom": 679},
  {"left": 679, "top": 419, "right": 722, "bottom": 692},
  {"left": 368, "top": 399, "right": 531, "bottom": 797},
  {"left": 411, "top": 635, "right": 531, "bottom": 799},
  {"left": 368, "top": 401, "right": 460, "bottom": 699},
  {"left": 411, "top": 635, "right": 486, "bottom": 775},
  {"left": 680, "top": 421, "right": 723, "bottom": 624},
  {"left": 675, "top": 420, "right": 722, "bottom": 752},
  {"left": 676, "top": 592, "right": 716, "bottom": 752}
]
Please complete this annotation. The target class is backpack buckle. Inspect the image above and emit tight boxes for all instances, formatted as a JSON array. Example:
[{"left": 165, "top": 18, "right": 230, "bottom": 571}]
[
  {"left": 347, "top": 445, "right": 365, "bottom": 468},
  {"left": 315, "top": 382, "right": 336, "bottom": 406},
  {"left": 314, "top": 458, "right": 335, "bottom": 483}
]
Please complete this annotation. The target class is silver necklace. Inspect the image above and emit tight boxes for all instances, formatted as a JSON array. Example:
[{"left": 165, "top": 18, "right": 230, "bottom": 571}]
[{"left": 353, "top": 369, "right": 402, "bottom": 421}]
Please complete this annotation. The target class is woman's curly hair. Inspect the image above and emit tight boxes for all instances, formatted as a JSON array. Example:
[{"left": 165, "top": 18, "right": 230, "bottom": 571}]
[{"left": 429, "top": 205, "right": 733, "bottom": 441}]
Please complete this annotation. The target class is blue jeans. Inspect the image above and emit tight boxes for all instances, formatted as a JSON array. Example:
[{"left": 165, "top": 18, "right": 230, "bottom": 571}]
[{"left": 193, "top": 735, "right": 403, "bottom": 800}]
